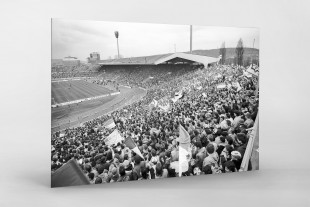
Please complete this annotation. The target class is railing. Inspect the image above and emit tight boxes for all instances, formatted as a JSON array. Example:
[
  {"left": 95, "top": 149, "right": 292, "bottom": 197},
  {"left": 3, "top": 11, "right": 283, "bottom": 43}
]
[{"left": 240, "top": 113, "right": 259, "bottom": 171}]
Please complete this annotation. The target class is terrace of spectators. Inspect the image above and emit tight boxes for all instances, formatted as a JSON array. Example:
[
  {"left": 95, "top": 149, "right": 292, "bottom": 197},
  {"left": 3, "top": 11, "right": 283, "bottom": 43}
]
[{"left": 51, "top": 63, "right": 259, "bottom": 187}]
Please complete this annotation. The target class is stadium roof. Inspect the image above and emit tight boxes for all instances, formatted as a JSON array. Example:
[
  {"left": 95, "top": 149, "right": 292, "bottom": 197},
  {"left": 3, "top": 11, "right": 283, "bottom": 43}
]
[
  {"left": 98, "top": 54, "right": 171, "bottom": 65},
  {"left": 154, "top": 53, "right": 220, "bottom": 67},
  {"left": 98, "top": 53, "right": 220, "bottom": 67}
]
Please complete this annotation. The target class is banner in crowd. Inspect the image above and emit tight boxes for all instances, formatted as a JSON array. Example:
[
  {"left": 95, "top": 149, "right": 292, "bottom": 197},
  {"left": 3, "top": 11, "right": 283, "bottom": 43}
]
[
  {"left": 104, "top": 129, "right": 124, "bottom": 146},
  {"left": 150, "top": 99, "right": 158, "bottom": 108},
  {"left": 243, "top": 70, "right": 253, "bottom": 78},
  {"left": 172, "top": 91, "right": 183, "bottom": 103},
  {"left": 215, "top": 73, "right": 222, "bottom": 80},
  {"left": 232, "top": 82, "right": 242, "bottom": 92},
  {"left": 246, "top": 65, "right": 259, "bottom": 77},
  {"left": 150, "top": 128, "right": 161, "bottom": 135},
  {"left": 120, "top": 117, "right": 126, "bottom": 124},
  {"left": 104, "top": 119, "right": 116, "bottom": 129},
  {"left": 217, "top": 83, "right": 226, "bottom": 89},
  {"left": 158, "top": 98, "right": 170, "bottom": 112},
  {"left": 124, "top": 137, "right": 144, "bottom": 159}
]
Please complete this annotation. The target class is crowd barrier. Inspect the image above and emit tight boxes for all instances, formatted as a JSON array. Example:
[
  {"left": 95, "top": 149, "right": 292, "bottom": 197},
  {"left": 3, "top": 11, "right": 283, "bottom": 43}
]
[
  {"left": 51, "top": 77, "right": 84, "bottom": 82},
  {"left": 119, "top": 84, "right": 131, "bottom": 89},
  {"left": 52, "top": 92, "right": 120, "bottom": 108}
]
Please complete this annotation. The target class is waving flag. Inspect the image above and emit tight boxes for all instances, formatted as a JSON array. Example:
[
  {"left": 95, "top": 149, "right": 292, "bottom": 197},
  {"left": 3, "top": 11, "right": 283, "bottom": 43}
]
[
  {"left": 179, "top": 144, "right": 191, "bottom": 177},
  {"left": 150, "top": 99, "right": 158, "bottom": 107},
  {"left": 217, "top": 83, "right": 226, "bottom": 89},
  {"left": 158, "top": 98, "right": 171, "bottom": 112},
  {"left": 243, "top": 70, "right": 253, "bottom": 78},
  {"left": 51, "top": 159, "right": 90, "bottom": 187},
  {"left": 158, "top": 102, "right": 170, "bottom": 112},
  {"left": 178, "top": 124, "right": 190, "bottom": 144},
  {"left": 232, "top": 82, "right": 242, "bottom": 92},
  {"left": 246, "top": 65, "right": 259, "bottom": 77},
  {"left": 150, "top": 128, "right": 161, "bottom": 135},
  {"left": 175, "top": 91, "right": 183, "bottom": 98},
  {"left": 124, "top": 137, "right": 144, "bottom": 159},
  {"left": 104, "top": 129, "right": 124, "bottom": 146},
  {"left": 172, "top": 91, "right": 183, "bottom": 103},
  {"left": 103, "top": 119, "right": 116, "bottom": 129}
]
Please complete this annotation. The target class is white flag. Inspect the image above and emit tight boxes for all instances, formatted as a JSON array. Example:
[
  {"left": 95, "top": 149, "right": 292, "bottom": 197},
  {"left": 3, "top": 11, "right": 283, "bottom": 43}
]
[
  {"left": 104, "top": 119, "right": 116, "bottom": 129},
  {"left": 104, "top": 130, "right": 124, "bottom": 146}
]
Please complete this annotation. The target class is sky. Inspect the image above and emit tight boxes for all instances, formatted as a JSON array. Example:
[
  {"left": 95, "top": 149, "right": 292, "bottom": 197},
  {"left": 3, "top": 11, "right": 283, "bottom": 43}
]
[{"left": 52, "top": 19, "right": 259, "bottom": 61}]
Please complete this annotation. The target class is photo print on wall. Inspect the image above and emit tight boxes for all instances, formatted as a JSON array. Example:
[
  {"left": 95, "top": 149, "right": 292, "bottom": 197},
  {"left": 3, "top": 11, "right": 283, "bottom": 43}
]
[{"left": 51, "top": 19, "right": 259, "bottom": 187}]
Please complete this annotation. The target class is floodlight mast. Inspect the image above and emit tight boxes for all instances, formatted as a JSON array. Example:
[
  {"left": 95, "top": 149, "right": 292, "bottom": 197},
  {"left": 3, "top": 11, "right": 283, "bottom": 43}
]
[{"left": 114, "top": 31, "right": 120, "bottom": 59}]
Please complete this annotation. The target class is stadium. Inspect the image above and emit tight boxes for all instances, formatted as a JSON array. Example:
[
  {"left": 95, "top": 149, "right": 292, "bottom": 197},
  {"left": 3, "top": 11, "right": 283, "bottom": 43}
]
[{"left": 51, "top": 22, "right": 259, "bottom": 187}]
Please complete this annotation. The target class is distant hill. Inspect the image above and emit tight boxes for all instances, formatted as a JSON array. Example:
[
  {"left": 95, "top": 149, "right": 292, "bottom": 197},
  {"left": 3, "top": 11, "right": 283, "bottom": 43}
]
[{"left": 190, "top": 47, "right": 259, "bottom": 58}]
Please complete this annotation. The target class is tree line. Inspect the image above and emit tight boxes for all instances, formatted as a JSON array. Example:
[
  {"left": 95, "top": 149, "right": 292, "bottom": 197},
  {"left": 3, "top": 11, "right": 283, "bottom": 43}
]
[{"left": 219, "top": 39, "right": 259, "bottom": 66}]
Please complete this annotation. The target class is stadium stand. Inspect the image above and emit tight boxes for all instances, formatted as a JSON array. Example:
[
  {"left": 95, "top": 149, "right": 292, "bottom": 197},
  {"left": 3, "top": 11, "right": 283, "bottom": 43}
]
[{"left": 51, "top": 62, "right": 259, "bottom": 186}]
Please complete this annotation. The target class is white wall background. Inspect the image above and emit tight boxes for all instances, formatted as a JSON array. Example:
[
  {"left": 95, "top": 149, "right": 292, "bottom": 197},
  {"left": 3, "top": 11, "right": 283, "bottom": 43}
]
[{"left": 0, "top": 0, "right": 309, "bottom": 206}]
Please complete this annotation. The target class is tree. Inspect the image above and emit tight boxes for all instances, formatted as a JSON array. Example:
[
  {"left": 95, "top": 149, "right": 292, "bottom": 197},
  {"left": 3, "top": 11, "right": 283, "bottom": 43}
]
[
  {"left": 219, "top": 42, "right": 226, "bottom": 64},
  {"left": 235, "top": 38, "right": 244, "bottom": 66}
]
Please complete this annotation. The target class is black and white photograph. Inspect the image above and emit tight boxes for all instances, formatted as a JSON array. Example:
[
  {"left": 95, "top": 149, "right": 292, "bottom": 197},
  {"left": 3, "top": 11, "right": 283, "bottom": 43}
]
[
  {"left": 2, "top": 0, "right": 310, "bottom": 206},
  {"left": 51, "top": 19, "right": 259, "bottom": 187}
]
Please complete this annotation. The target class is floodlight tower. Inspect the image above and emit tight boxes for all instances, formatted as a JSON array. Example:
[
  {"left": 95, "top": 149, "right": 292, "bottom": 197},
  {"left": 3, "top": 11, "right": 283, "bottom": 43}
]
[{"left": 114, "top": 31, "right": 120, "bottom": 59}]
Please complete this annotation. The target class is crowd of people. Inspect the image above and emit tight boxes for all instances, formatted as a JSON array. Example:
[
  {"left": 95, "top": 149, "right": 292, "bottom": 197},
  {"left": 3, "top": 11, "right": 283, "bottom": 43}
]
[
  {"left": 51, "top": 63, "right": 259, "bottom": 184},
  {"left": 51, "top": 71, "right": 99, "bottom": 79},
  {"left": 90, "top": 64, "right": 200, "bottom": 89},
  {"left": 51, "top": 64, "right": 100, "bottom": 79}
]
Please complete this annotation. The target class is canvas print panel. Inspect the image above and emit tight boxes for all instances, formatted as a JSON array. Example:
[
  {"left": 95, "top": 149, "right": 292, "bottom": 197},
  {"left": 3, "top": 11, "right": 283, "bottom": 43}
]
[{"left": 51, "top": 19, "right": 259, "bottom": 187}]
